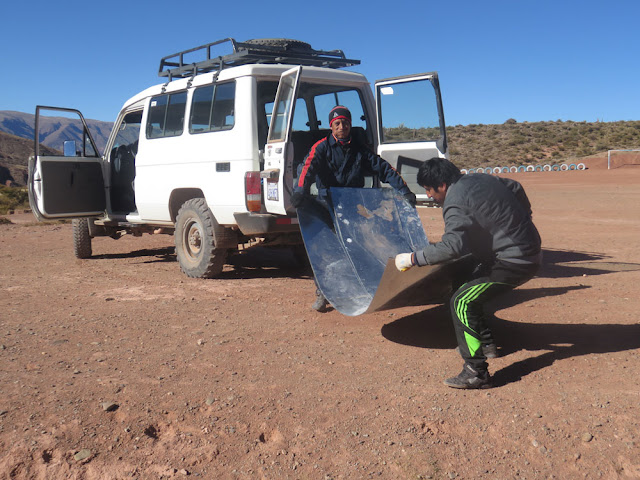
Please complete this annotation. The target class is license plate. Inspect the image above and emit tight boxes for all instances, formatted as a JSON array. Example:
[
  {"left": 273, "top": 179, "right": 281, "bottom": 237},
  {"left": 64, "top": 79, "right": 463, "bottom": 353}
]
[{"left": 267, "top": 180, "right": 279, "bottom": 201}]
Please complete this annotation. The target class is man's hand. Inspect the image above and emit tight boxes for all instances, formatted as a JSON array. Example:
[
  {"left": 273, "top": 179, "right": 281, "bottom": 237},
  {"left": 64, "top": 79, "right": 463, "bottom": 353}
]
[
  {"left": 290, "top": 191, "right": 306, "bottom": 208},
  {"left": 403, "top": 192, "right": 417, "bottom": 207},
  {"left": 395, "top": 253, "right": 415, "bottom": 272}
]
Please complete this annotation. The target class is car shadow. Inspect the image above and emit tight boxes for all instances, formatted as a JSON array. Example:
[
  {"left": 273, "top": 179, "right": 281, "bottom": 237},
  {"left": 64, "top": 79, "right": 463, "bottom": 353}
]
[
  {"left": 92, "top": 245, "right": 312, "bottom": 279},
  {"left": 93, "top": 247, "right": 176, "bottom": 262},
  {"left": 221, "top": 246, "right": 312, "bottom": 279}
]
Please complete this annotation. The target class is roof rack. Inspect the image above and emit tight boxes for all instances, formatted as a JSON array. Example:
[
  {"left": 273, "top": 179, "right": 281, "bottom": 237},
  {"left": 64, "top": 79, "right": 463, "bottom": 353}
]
[{"left": 158, "top": 38, "right": 361, "bottom": 79}]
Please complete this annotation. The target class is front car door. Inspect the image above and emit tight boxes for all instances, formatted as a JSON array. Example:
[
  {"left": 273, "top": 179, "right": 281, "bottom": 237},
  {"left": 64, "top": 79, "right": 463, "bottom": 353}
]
[
  {"left": 375, "top": 72, "right": 447, "bottom": 204},
  {"left": 29, "top": 106, "right": 106, "bottom": 220},
  {"left": 263, "top": 66, "right": 302, "bottom": 215}
]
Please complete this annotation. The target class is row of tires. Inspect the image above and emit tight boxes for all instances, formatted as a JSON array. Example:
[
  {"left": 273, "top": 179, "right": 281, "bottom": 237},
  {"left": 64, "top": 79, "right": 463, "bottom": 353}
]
[{"left": 461, "top": 163, "right": 586, "bottom": 174}]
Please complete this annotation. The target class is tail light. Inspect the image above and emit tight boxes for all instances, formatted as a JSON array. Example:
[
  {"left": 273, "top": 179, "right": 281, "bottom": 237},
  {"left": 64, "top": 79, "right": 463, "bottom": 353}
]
[{"left": 245, "top": 171, "right": 262, "bottom": 212}]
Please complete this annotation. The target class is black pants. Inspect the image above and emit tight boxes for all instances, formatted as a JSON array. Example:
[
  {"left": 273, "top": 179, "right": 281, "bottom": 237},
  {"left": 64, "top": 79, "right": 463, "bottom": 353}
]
[{"left": 450, "top": 259, "right": 540, "bottom": 372}]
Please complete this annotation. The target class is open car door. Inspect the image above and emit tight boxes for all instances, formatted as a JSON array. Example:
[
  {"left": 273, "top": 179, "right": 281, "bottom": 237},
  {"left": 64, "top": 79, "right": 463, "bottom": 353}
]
[
  {"left": 375, "top": 72, "right": 447, "bottom": 204},
  {"left": 263, "top": 66, "right": 302, "bottom": 216},
  {"left": 29, "top": 106, "right": 106, "bottom": 221}
]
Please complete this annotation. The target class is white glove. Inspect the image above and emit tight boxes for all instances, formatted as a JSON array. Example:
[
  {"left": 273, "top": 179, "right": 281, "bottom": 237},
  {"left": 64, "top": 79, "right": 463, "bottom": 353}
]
[{"left": 395, "top": 253, "right": 414, "bottom": 272}]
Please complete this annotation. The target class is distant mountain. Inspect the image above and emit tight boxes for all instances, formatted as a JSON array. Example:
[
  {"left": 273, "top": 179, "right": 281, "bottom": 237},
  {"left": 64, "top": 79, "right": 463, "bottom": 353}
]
[
  {"left": 0, "top": 110, "right": 112, "bottom": 155},
  {"left": 0, "top": 131, "right": 59, "bottom": 185}
]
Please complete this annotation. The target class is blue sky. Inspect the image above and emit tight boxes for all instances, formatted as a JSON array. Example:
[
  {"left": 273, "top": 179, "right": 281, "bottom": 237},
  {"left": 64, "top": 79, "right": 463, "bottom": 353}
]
[{"left": 1, "top": 0, "right": 638, "bottom": 126}]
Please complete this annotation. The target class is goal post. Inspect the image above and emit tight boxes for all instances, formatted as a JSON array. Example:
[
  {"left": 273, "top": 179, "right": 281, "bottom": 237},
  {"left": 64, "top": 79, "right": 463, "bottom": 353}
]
[{"left": 607, "top": 149, "right": 640, "bottom": 169}]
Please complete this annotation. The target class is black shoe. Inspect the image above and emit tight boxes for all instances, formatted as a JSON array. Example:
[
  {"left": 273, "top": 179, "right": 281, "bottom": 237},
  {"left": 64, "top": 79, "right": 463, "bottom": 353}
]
[
  {"left": 312, "top": 293, "right": 329, "bottom": 313},
  {"left": 444, "top": 364, "right": 492, "bottom": 389},
  {"left": 455, "top": 343, "right": 499, "bottom": 359}
]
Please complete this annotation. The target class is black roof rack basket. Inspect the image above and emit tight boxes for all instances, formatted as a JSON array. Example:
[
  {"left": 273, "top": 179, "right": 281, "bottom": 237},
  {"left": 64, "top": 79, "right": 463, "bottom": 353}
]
[{"left": 158, "top": 38, "right": 360, "bottom": 79}]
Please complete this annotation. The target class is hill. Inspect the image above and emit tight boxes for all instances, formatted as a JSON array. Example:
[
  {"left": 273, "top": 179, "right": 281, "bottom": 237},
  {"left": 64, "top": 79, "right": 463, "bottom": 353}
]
[
  {"left": 0, "top": 110, "right": 111, "bottom": 155},
  {"left": 1, "top": 109, "right": 640, "bottom": 186},
  {"left": 0, "top": 131, "right": 59, "bottom": 185},
  {"left": 446, "top": 118, "right": 640, "bottom": 168}
]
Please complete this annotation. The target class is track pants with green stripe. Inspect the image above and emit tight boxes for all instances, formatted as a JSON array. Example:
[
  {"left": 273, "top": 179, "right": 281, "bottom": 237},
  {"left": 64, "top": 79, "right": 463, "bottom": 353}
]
[{"left": 450, "top": 259, "right": 539, "bottom": 372}]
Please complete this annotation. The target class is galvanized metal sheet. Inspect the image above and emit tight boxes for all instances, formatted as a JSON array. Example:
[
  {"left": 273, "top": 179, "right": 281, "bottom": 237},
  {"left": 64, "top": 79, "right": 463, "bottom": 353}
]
[{"left": 297, "top": 187, "right": 474, "bottom": 316}]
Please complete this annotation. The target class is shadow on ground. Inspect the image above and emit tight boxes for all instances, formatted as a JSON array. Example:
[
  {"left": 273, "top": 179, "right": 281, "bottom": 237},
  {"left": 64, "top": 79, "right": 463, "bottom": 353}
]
[
  {"left": 93, "top": 245, "right": 311, "bottom": 279},
  {"left": 539, "top": 248, "right": 640, "bottom": 278},
  {"left": 381, "top": 247, "right": 640, "bottom": 387}
]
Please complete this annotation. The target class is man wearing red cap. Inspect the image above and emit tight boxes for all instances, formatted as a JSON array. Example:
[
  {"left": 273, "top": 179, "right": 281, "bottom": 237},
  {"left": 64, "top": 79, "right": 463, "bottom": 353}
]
[{"left": 291, "top": 105, "right": 416, "bottom": 312}]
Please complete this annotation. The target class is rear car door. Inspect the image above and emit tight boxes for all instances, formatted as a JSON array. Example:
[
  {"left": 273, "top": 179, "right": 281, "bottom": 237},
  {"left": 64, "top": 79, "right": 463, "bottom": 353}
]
[
  {"left": 263, "top": 66, "right": 302, "bottom": 215},
  {"left": 29, "top": 106, "right": 106, "bottom": 220},
  {"left": 375, "top": 72, "right": 447, "bottom": 203}
]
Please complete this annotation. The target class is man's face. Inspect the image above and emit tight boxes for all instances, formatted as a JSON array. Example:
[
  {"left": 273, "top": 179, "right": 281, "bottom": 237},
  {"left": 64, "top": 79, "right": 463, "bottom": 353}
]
[
  {"left": 424, "top": 183, "right": 447, "bottom": 205},
  {"left": 330, "top": 118, "right": 351, "bottom": 139}
]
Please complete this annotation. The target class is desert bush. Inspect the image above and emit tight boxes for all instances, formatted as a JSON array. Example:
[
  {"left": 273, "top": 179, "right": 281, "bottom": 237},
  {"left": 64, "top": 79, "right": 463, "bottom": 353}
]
[{"left": 0, "top": 186, "right": 29, "bottom": 214}]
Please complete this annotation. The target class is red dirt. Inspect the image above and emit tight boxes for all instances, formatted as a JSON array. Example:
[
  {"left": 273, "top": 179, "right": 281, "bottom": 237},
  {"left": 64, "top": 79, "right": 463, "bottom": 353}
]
[{"left": 1, "top": 158, "right": 639, "bottom": 479}]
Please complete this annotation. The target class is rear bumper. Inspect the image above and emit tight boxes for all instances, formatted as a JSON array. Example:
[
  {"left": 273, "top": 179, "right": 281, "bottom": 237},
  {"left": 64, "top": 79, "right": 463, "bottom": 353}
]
[{"left": 233, "top": 212, "right": 299, "bottom": 236}]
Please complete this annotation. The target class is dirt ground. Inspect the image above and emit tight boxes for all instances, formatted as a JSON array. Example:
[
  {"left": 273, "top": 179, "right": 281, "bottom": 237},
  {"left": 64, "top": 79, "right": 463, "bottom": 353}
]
[{"left": 1, "top": 156, "right": 639, "bottom": 479}]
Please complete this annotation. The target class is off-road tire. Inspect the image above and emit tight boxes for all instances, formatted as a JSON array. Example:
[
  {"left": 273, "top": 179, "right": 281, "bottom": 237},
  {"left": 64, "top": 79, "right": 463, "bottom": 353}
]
[
  {"left": 175, "top": 198, "right": 232, "bottom": 278},
  {"left": 244, "top": 38, "right": 312, "bottom": 50},
  {"left": 72, "top": 218, "right": 92, "bottom": 259}
]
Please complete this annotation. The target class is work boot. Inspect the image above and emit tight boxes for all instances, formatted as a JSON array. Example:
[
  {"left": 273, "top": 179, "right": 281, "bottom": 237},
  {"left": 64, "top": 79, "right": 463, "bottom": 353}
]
[
  {"left": 312, "top": 291, "right": 329, "bottom": 313},
  {"left": 444, "top": 364, "right": 492, "bottom": 389},
  {"left": 455, "top": 343, "right": 499, "bottom": 359}
]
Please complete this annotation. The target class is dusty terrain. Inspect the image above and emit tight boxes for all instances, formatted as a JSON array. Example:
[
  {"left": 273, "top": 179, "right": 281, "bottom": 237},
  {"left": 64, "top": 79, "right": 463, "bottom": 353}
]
[{"left": 1, "top": 157, "right": 639, "bottom": 479}]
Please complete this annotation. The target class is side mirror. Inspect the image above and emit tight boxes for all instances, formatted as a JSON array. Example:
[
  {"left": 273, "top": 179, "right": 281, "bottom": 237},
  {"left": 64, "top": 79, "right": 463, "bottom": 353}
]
[{"left": 63, "top": 140, "right": 77, "bottom": 157}]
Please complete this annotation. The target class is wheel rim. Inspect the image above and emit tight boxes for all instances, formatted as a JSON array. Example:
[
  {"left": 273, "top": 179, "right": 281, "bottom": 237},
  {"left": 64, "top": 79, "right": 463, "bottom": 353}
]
[{"left": 183, "top": 219, "right": 203, "bottom": 263}]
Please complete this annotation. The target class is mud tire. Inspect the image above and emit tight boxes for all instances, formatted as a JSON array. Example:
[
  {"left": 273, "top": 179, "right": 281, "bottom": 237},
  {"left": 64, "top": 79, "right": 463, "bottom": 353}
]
[
  {"left": 72, "top": 218, "right": 92, "bottom": 259},
  {"left": 175, "top": 198, "right": 233, "bottom": 278}
]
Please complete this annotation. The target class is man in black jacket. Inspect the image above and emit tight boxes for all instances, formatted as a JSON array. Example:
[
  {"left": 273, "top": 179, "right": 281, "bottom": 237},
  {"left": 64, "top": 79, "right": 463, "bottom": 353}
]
[
  {"left": 292, "top": 105, "right": 416, "bottom": 312},
  {"left": 395, "top": 158, "right": 541, "bottom": 389}
]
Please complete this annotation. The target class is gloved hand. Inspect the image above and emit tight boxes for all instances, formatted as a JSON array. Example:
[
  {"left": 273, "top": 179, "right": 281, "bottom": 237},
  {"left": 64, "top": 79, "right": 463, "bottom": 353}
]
[
  {"left": 395, "top": 252, "right": 415, "bottom": 272},
  {"left": 290, "top": 191, "right": 306, "bottom": 208},
  {"left": 403, "top": 192, "right": 417, "bottom": 207}
]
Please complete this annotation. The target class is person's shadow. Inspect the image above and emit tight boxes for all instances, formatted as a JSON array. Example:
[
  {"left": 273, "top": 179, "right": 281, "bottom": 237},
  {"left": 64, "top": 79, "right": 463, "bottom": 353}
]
[{"left": 381, "top": 248, "right": 640, "bottom": 387}]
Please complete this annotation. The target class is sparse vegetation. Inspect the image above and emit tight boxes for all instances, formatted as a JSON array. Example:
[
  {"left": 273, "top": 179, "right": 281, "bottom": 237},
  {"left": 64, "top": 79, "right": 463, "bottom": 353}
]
[
  {"left": 387, "top": 120, "right": 640, "bottom": 168},
  {"left": 0, "top": 185, "right": 29, "bottom": 214}
]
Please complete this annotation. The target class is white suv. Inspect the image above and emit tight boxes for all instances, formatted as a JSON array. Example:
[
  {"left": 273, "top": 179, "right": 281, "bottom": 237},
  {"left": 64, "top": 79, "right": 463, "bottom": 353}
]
[{"left": 29, "top": 38, "right": 448, "bottom": 278}]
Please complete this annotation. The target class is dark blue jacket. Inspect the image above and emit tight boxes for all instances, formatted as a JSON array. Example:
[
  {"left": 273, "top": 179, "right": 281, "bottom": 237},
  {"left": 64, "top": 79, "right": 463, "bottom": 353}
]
[{"left": 294, "top": 134, "right": 410, "bottom": 200}]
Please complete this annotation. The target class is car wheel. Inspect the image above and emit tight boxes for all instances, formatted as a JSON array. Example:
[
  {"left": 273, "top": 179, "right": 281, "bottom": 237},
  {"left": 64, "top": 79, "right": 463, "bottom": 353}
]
[
  {"left": 72, "top": 218, "right": 92, "bottom": 259},
  {"left": 175, "top": 198, "right": 231, "bottom": 278}
]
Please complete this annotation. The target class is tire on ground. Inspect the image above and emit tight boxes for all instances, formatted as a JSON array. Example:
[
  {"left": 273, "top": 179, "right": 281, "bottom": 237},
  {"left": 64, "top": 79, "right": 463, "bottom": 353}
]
[
  {"left": 72, "top": 218, "right": 92, "bottom": 259},
  {"left": 175, "top": 198, "right": 235, "bottom": 278}
]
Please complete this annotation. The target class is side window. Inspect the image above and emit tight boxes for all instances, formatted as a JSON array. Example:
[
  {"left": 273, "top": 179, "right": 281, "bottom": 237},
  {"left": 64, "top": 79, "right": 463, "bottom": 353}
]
[
  {"left": 146, "top": 91, "right": 187, "bottom": 139},
  {"left": 147, "top": 95, "right": 168, "bottom": 138},
  {"left": 111, "top": 111, "right": 142, "bottom": 158},
  {"left": 189, "top": 82, "right": 236, "bottom": 134},
  {"left": 190, "top": 86, "right": 213, "bottom": 132}
]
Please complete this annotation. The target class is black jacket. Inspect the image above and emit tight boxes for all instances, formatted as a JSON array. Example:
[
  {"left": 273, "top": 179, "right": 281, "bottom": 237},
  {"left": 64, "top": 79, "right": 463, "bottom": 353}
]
[
  {"left": 415, "top": 174, "right": 542, "bottom": 266},
  {"left": 294, "top": 134, "right": 410, "bottom": 200}
]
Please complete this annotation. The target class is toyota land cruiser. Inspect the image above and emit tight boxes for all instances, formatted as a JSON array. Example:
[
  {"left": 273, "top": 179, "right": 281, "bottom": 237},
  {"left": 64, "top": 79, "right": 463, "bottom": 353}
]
[{"left": 29, "top": 38, "right": 448, "bottom": 278}]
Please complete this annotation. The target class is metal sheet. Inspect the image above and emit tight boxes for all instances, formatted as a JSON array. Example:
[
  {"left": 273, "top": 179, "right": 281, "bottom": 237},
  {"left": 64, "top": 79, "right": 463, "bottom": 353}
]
[{"left": 297, "top": 187, "right": 474, "bottom": 316}]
